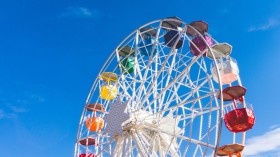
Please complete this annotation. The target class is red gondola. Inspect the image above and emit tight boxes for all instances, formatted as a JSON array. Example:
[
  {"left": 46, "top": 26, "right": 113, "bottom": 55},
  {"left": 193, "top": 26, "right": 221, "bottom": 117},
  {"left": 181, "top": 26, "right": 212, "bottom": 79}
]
[
  {"left": 218, "top": 86, "right": 255, "bottom": 133},
  {"left": 186, "top": 20, "right": 208, "bottom": 36},
  {"left": 79, "top": 153, "right": 95, "bottom": 157},
  {"left": 79, "top": 137, "right": 97, "bottom": 146},
  {"left": 86, "top": 103, "right": 107, "bottom": 113},
  {"left": 224, "top": 107, "right": 255, "bottom": 132}
]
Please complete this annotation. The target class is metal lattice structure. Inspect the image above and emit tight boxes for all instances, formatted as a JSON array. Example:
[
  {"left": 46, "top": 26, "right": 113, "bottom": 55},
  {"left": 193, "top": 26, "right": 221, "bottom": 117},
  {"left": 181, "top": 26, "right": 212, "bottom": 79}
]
[{"left": 74, "top": 17, "right": 253, "bottom": 157}]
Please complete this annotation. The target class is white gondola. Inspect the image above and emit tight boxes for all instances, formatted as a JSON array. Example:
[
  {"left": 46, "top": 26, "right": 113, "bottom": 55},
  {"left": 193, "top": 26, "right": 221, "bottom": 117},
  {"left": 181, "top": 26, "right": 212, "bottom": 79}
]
[{"left": 211, "top": 57, "right": 239, "bottom": 84}]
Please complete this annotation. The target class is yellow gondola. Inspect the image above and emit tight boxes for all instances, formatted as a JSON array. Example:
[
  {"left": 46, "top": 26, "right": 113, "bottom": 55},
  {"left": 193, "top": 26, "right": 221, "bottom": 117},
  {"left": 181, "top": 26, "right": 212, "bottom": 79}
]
[
  {"left": 100, "top": 72, "right": 118, "bottom": 82},
  {"left": 100, "top": 72, "right": 118, "bottom": 100},
  {"left": 100, "top": 85, "right": 118, "bottom": 100}
]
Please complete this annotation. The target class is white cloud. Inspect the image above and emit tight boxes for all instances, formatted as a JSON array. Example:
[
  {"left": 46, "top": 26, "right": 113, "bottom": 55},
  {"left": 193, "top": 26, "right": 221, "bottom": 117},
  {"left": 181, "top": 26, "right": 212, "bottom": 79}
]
[
  {"left": 58, "top": 7, "right": 101, "bottom": 19},
  {"left": 0, "top": 109, "right": 4, "bottom": 119},
  {"left": 30, "top": 94, "right": 45, "bottom": 103},
  {"left": 0, "top": 106, "right": 23, "bottom": 119},
  {"left": 248, "top": 18, "right": 279, "bottom": 32},
  {"left": 243, "top": 127, "right": 280, "bottom": 156},
  {"left": 270, "top": 125, "right": 279, "bottom": 130},
  {"left": 10, "top": 106, "right": 28, "bottom": 113},
  {"left": 0, "top": 109, "right": 17, "bottom": 119},
  {"left": 219, "top": 8, "right": 230, "bottom": 14}
]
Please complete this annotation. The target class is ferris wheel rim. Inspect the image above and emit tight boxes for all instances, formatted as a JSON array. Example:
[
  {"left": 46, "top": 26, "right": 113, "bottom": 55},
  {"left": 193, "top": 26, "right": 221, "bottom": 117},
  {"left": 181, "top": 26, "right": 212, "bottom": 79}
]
[{"left": 73, "top": 17, "right": 245, "bottom": 157}]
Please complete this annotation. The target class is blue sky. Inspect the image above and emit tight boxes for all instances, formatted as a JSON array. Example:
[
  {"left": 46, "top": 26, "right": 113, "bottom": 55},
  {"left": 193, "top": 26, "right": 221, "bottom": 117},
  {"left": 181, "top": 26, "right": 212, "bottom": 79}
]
[{"left": 0, "top": 0, "right": 280, "bottom": 156}]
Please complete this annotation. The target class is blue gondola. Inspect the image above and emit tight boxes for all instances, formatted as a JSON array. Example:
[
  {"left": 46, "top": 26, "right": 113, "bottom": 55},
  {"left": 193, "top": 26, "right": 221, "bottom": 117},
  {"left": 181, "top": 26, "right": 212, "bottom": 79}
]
[
  {"left": 164, "top": 30, "right": 184, "bottom": 49},
  {"left": 162, "top": 17, "right": 184, "bottom": 49},
  {"left": 139, "top": 36, "right": 158, "bottom": 56}
]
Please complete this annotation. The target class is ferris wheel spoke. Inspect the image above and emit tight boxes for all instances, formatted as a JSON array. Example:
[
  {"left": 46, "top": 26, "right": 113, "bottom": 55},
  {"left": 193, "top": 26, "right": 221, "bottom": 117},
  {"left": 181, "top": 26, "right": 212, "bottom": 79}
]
[
  {"left": 156, "top": 73, "right": 213, "bottom": 114},
  {"left": 131, "top": 130, "right": 150, "bottom": 156},
  {"left": 134, "top": 63, "right": 152, "bottom": 110},
  {"left": 137, "top": 130, "right": 152, "bottom": 150},
  {"left": 137, "top": 36, "right": 189, "bottom": 110},
  {"left": 122, "top": 133, "right": 132, "bottom": 157},
  {"left": 144, "top": 124, "right": 216, "bottom": 150},
  {"left": 160, "top": 75, "right": 189, "bottom": 112},
  {"left": 177, "top": 134, "right": 215, "bottom": 150},
  {"left": 137, "top": 47, "right": 190, "bottom": 113},
  {"left": 158, "top": 49, "right": 178, "bottom": 112},
  {"left": 113, "top": 136, "right": 125, "bottom": 157},
  {"left": 95, "top": 137, "right": 116, "bottom": 157},
  {"left": 179, "top": 102, "right": 234, "bottom": 121},
  {"left": 135, "top": 87, "right": 216, "bottom": 128},
  {"left": 140, "top": 53, "right": 205, "bottom": 111},
  {"left": 152, "top": 51, "right": 161, "bottom": 114},
  {"left": 118, "top": 82, "right": 133, "bottom": 99},
  {"left": 140, "top": 129, "right": 159, "bottom": 156},
  {"left": 118, "top": 51, "right": 152, "bottom": 109},
  {"left": 163, "top": 134, "right": 180, "bottom": 157},
  {"left": 188, "top": 59, "right": 207, "bottom": 142},
  {"left": 134, "top": 54, "right": 156, "bottom": 108}
]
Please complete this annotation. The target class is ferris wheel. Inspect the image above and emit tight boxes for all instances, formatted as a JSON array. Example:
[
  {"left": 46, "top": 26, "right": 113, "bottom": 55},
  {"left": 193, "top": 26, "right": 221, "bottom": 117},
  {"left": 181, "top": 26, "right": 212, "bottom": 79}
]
[{"left": 74, "top": 17, "right": 255, "bottom": 157}]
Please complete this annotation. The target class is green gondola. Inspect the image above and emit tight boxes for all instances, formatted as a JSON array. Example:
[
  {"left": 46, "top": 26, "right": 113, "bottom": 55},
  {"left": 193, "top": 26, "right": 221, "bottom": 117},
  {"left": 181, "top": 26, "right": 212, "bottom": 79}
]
[{"left": 118, "top": 46, "right": 135, "bottom": 74}]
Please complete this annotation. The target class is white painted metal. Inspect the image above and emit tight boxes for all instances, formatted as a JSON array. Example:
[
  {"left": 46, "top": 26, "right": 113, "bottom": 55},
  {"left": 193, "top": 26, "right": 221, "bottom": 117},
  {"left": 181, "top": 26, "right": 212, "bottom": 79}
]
[{"left": 74, "top": 18, "right": 243, "bottom": 157}]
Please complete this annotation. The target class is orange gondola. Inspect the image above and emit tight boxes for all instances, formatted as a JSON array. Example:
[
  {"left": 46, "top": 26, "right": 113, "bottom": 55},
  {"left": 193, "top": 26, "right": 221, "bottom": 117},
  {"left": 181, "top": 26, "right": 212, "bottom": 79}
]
[
  {"left": 217, "top": 144, "right": 244, "bottom": 157},
  {"left": 85, "top": 117, "right": 104, "bottom": 132}
]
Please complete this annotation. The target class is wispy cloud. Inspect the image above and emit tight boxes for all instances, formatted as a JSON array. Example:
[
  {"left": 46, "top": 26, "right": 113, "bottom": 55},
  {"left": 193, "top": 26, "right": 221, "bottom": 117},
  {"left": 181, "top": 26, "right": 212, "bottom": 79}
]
[
  {"left": 58, "top": 7, "right": 101, "bottom": 19},
  {"left": 10, "top": 106, "right": 28, "bottom": 113},
  {"left": 270, "top": 124, "right": 280, "bottom": 130},
  {"left": 0, "top": 109, "right": 17, "bottom": 119},
  {"left": 30, "top": 94, "right": 45, "bottom": 103},
  {"left": 248, "top": 18, "right": 279, "bottom": 32},
  {"left": 0, "top": 109, "right": 4, "bottom": 119},
  {"left": 0, "top": 93, "right": 45, "bottom": 119},
  {"left": 243, "top": 126, "right": 280, "bottom": 156},
  {"left": 219, "top": 8, "right": 230, "bottom": 14}
]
